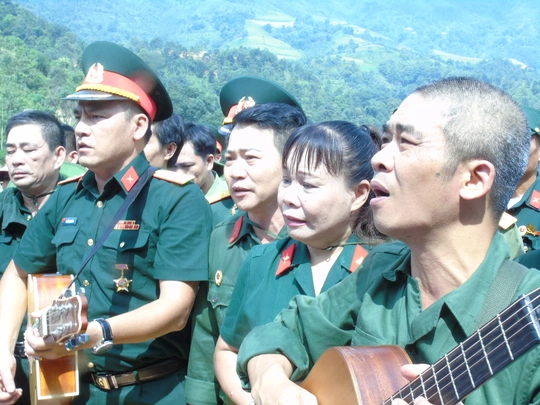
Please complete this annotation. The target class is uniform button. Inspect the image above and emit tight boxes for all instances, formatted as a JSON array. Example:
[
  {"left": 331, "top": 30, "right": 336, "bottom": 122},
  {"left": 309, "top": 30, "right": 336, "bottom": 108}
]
[
  {"left": 83, "top": 280, "right": 90, "bottom": 287},
  {"left": 26, "top": 215, "right": 32, "bottom": 221},
  {"left": 211, "top": 296, "right": 219, "bottom": 304},
  {"left": 88, "top": 239, "right": 94, "bottom": 246},
  {"left": 119, "top": 242, "right": 125, "bottom": 248},
  {"left": 525, "top": 246, "right": 529, "bottom": 252},
  {"left": 96, "top": 201, "right": 104, "bottom": 208},
  {"left": 88, "top": 362, "right": 94, "bottom": 368}
]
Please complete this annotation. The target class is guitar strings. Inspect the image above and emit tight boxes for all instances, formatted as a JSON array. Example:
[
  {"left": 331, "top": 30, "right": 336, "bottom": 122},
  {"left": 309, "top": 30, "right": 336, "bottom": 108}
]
[{"left": 387, "top": 290, "right": 540, "bottom": 405}]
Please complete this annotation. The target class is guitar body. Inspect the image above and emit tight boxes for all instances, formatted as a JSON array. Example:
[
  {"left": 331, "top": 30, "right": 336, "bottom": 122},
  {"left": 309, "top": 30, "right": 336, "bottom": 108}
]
[
  {"left": 27, "top": 274, "right": 87, "bottom": 405},
  {"left": 301, "top": 346, "right": 412, "bottom": 405}
]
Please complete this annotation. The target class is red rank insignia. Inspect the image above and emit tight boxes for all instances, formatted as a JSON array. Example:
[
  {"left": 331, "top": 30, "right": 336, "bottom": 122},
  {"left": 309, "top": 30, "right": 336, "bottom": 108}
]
[
  {"left": 121, "top": 166, "right": 139, "bottom": 192},
  {"left": 114, "top": 220, "right": 140, "bottom": 230},
  {"left": 229, "top": 216, "right": 244, "bottom": 244},
  {"left": 530, "top": 190, "right": 540, "bottom": 210},
  {"left": 276, "top": 243, "right": 296, "bottom": 276},
  {"left": 350, "top": 245, "right": 369, "bottom": 273}
]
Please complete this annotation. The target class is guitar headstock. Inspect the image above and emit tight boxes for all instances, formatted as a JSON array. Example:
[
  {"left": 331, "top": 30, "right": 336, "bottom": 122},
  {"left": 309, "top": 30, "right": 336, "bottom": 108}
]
[{"left": 35, "top": 292, "right": 89, "bottom": 343}]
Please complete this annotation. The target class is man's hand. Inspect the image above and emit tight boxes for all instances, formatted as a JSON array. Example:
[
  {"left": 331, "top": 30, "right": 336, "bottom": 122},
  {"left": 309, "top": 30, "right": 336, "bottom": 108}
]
[
  {"left": 24, "top": 327, "right": 72, "bottom": 360},
  {"left": 0, "top": 350, "right": 22, "bottom": 405},
  {"left": 251, "top": 372, "right": 317, "bottom": 405},
  {"left": 391, "top": 364, "right": 464, "bottom": 405}
]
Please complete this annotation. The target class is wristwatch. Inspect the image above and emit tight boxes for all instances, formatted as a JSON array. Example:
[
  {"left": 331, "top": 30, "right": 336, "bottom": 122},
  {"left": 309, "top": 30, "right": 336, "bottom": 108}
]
[{"left": 92, "top": 318, "right": 114, "bottom": 355}]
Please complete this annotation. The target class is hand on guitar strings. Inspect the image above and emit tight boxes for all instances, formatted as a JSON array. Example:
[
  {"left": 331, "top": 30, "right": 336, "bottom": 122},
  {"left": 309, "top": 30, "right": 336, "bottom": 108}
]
[
  {"left": 391, "top": 364, "right": 464, "bottom": 405},
  {"left": 24, "top": 324, "right": 71, "bottom": 361},
  {"left": 0, "top": 351, "right": 22, "bottom": 405}
]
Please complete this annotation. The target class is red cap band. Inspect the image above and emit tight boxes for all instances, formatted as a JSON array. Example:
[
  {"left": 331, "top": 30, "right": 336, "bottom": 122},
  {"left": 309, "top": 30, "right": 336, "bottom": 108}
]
[{"left": 77, "top": 70, "right": 158, "bottom": 121}]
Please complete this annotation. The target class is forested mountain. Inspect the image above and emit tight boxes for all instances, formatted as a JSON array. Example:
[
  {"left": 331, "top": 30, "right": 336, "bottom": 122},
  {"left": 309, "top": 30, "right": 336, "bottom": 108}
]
[{"left": 1, "top": 0, "right": 540, "bottom": 148}]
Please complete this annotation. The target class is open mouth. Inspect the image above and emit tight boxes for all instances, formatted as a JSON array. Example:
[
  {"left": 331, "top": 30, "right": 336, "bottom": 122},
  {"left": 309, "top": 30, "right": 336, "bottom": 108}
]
[{"left": 370, "top": 180, "right": 389, "bottom": 198}]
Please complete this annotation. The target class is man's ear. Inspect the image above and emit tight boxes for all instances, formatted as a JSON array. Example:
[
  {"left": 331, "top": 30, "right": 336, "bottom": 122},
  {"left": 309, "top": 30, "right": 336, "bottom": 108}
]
[
  {"left": 53, "top": 146, "right": 66, "bottom": 170},
  {"left": 459, "top": 160, "right": 495, "bottom": 200},
  {"left": 133, "top": 113, "right": 150, "bottom": 142},
  {"left": 206, "top": 154, "right": 215, "bottom": 171},
  {"left": 67, "top": 150, "right": 79, "bottom": 163},
  {"left": 164, "top": 142, "right": 177, "bottom": 162}
]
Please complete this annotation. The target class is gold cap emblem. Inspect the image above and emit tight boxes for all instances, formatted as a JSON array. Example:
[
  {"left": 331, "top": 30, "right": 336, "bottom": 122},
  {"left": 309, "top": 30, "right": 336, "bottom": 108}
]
[{"left": 85, "top": 63, "right": 104, "bottom": 84}]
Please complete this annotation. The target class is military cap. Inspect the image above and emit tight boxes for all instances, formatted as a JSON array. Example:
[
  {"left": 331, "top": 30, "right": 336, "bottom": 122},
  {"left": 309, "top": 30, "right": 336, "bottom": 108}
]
[
  {"left": 219, "top": 76, "right": 303, "bottom": 126},
  {"left": 522, "top": 106, "right": 540, "bottom": 136},
  {"left": 65, "top": 41, "right": 173, "bottom": 122}
]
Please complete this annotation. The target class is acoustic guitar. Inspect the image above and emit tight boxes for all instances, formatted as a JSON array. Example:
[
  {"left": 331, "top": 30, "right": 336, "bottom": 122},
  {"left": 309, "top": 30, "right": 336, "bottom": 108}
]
[
  {"left": 27, "top": 274, "right": 88, "bottom": 405},
  {"left": 301, "top": 287, "right": 540, "bottom": 405}
]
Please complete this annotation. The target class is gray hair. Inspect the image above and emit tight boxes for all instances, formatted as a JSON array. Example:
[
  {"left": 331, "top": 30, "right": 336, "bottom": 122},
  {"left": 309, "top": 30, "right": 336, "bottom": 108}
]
[{"left": 414, "top": 77, "right": 529, "bottom": 219}]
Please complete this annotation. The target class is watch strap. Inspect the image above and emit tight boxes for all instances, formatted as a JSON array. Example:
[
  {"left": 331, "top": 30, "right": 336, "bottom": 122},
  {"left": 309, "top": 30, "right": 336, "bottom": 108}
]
[{"left": 94, "top": 318, "right": 113, "bottom": 342}]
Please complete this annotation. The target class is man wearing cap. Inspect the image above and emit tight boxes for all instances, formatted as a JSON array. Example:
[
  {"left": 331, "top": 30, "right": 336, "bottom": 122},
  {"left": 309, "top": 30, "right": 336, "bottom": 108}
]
[
  {"left": 506, "top": 106, "right": 540, "bottom": 253},
  {"left": 0, "top": 41, "right": 212, "bottom": 405},
  {"left": 144, "top": 112, "right": 185, "bottom": 169},
  {"left": 0, "top": 110, "right": 67, "bottom": 405},
  {"left": 186, "top": 76, "right": 306, "bottom": 405},
  {"left": 174, "top": 122, "right": 233, "bottom": 227}
]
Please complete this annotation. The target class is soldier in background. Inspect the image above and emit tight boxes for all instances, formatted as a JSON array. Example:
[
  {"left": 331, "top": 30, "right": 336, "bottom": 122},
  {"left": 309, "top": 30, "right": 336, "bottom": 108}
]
[
  {"left": 186, "top": 76, "right": 306, "bottom": 405},
  {"left": 144, "top": 112, "right": 185, "bottom": 169}
]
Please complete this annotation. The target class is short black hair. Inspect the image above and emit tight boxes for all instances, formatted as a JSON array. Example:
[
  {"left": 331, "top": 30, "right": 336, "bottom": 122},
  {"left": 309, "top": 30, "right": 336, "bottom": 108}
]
[
  {"left": 232, "top": 102, "right": 307, "bottom": 153},
  {"left": 183, "top": 122, "right": 217, "bottom": 159},
  {"left": 151, "top": 113, "right": 185, "bottom": 168},
  {"left": 61, "top": 123, "right": 77, "bottom": 154},
  {"left": 6, "top": 110, "right": 65, "bottom": 150}
]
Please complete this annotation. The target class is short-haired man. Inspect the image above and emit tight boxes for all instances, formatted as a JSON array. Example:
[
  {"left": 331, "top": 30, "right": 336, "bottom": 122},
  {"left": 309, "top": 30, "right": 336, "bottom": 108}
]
[
  {"left": 238, "top": 78, "right": 540, "bottom": 405},
  {"left": 144, "top": 112, "right": 185, "bottom": 169},
  {"left": 0, "top": 41, "right": 212, "bottom": 405},
  {"left": 186, "top": 100, "right": 306, "bottom": 405},
  {"left": 174, "top": 122, "right": 234, "bottom": 227},
  {"left": 62, "top": 123, "right": 79, "bottom": 163},
  {"left": 0, "top": 110, "right": 66, "bottom": 405}
]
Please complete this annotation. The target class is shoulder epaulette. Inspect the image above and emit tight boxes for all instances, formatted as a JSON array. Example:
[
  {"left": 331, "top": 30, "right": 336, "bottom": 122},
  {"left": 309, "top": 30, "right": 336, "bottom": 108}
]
[
  {"left": 57, "top": 174, "right": 84, "bottom": 186},
  {"left": 499, "top": 212, "right": 518, "bottom": 231},
  {"left": 205, "top": 189, "right": 231, "bottom": 204},
  {"left": 153, "top": 170, "right": 193, "bottom": 185}
]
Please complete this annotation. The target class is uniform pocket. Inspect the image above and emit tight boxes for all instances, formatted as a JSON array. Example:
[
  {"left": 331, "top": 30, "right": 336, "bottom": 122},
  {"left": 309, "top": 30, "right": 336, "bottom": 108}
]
[
  {"left": 207, "top": 279, "right": 234, "bottom": 327},
  {"left": 51, "top": 227, "right": 79, "bottom": 269},
  {"left": 102, "top": 230, "right": 150, "bottom": 290}
]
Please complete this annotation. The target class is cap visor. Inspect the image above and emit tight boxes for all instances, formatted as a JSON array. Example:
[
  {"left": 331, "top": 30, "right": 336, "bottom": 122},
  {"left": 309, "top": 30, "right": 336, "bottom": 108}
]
[{"left": 63, "top": 90, "right": 128, "bottom": 101}]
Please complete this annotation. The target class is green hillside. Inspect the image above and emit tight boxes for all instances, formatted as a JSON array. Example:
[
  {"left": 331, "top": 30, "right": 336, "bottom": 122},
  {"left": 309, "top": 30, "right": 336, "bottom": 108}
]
[{"left": 1, "top": 0, "right": 540, "bottom": 149}]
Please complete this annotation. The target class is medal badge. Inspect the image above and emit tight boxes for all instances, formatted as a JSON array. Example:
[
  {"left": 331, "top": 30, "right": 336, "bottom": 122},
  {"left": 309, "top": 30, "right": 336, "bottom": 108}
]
[{"left": 114, "top": 264, "right": 132, "bottom": 292}]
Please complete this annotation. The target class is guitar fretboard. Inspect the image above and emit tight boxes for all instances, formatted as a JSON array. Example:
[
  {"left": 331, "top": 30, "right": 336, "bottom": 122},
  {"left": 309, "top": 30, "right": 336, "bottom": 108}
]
[{"left": 383, "top": 288, "right": 540, "bottom": 405}]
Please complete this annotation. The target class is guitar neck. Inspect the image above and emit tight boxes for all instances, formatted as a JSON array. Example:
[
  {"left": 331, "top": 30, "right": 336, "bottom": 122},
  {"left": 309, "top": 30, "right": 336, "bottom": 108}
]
[{"left": 384, "top": 289, "right": 540, "bottom": 405}]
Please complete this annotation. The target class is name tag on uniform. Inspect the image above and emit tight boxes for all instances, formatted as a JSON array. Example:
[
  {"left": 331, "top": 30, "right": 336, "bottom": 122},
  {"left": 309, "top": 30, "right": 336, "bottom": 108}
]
[
  {"left": 114, "top": 220, "right": 140, "bottom": 230},
  {"left": 61, "top": 217, "right": 78, "bottom": 226}
]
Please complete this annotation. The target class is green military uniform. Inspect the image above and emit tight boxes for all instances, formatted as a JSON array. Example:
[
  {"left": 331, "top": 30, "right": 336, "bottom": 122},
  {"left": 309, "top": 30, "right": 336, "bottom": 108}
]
[
  {"left": 238, "top": 233, "right": 540, "bottom": 404},
  {"left": 498, "top": 212, "right": 525, "bottom": 259},
  {"left": 185, "top": 211, "right": 287, "bottom": 405},
  {"left": 508, "top": 170, "right": 540, "bottom": 252},
  {"left": 221, "top": 234, "right": 374, "bottom": 349},
  {"left": 13, "top": 153, "right": 212, "bottom": 404},
  {"left": 204, "top": 171, "right": 235, "bottom": 228}
]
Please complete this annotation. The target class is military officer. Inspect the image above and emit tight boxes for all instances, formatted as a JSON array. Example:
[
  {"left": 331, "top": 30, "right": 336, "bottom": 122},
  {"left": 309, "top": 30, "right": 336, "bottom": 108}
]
[
  {"left": 185, "top": 77, "right": 306, "bottom": 405},
  {"left": 507, "top": 106, "right": 540, "bottom": 253},
  {"left": 0, "top": 41, "right": 212, "bottom": 405},
  {"left": 238, "top": 78, "right": 540, "bottom": 405},
  {"left": 174, "top": 122, "right": 233, "bottom": 227}
]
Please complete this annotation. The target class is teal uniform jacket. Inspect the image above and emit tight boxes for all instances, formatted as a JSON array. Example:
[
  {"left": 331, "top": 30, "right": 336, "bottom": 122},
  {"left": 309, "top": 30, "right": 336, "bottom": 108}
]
[
  {"left": 238, "top": 233, "right": 540, "bottom": 404},
  {"left": 220, "top": 235, "right": 374, "bottom": 350},
  {"left": 508, "top": 171, "right": 540, "bottom": 251},
  {"left": 185, "top": 211, "right": 287, "bottom": 405},
  {"left": 204, "top": 172, "right": 235, "bottom": 228},
  {"left": 13, "top": 154, "right": 212, "bottom": 405}
]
